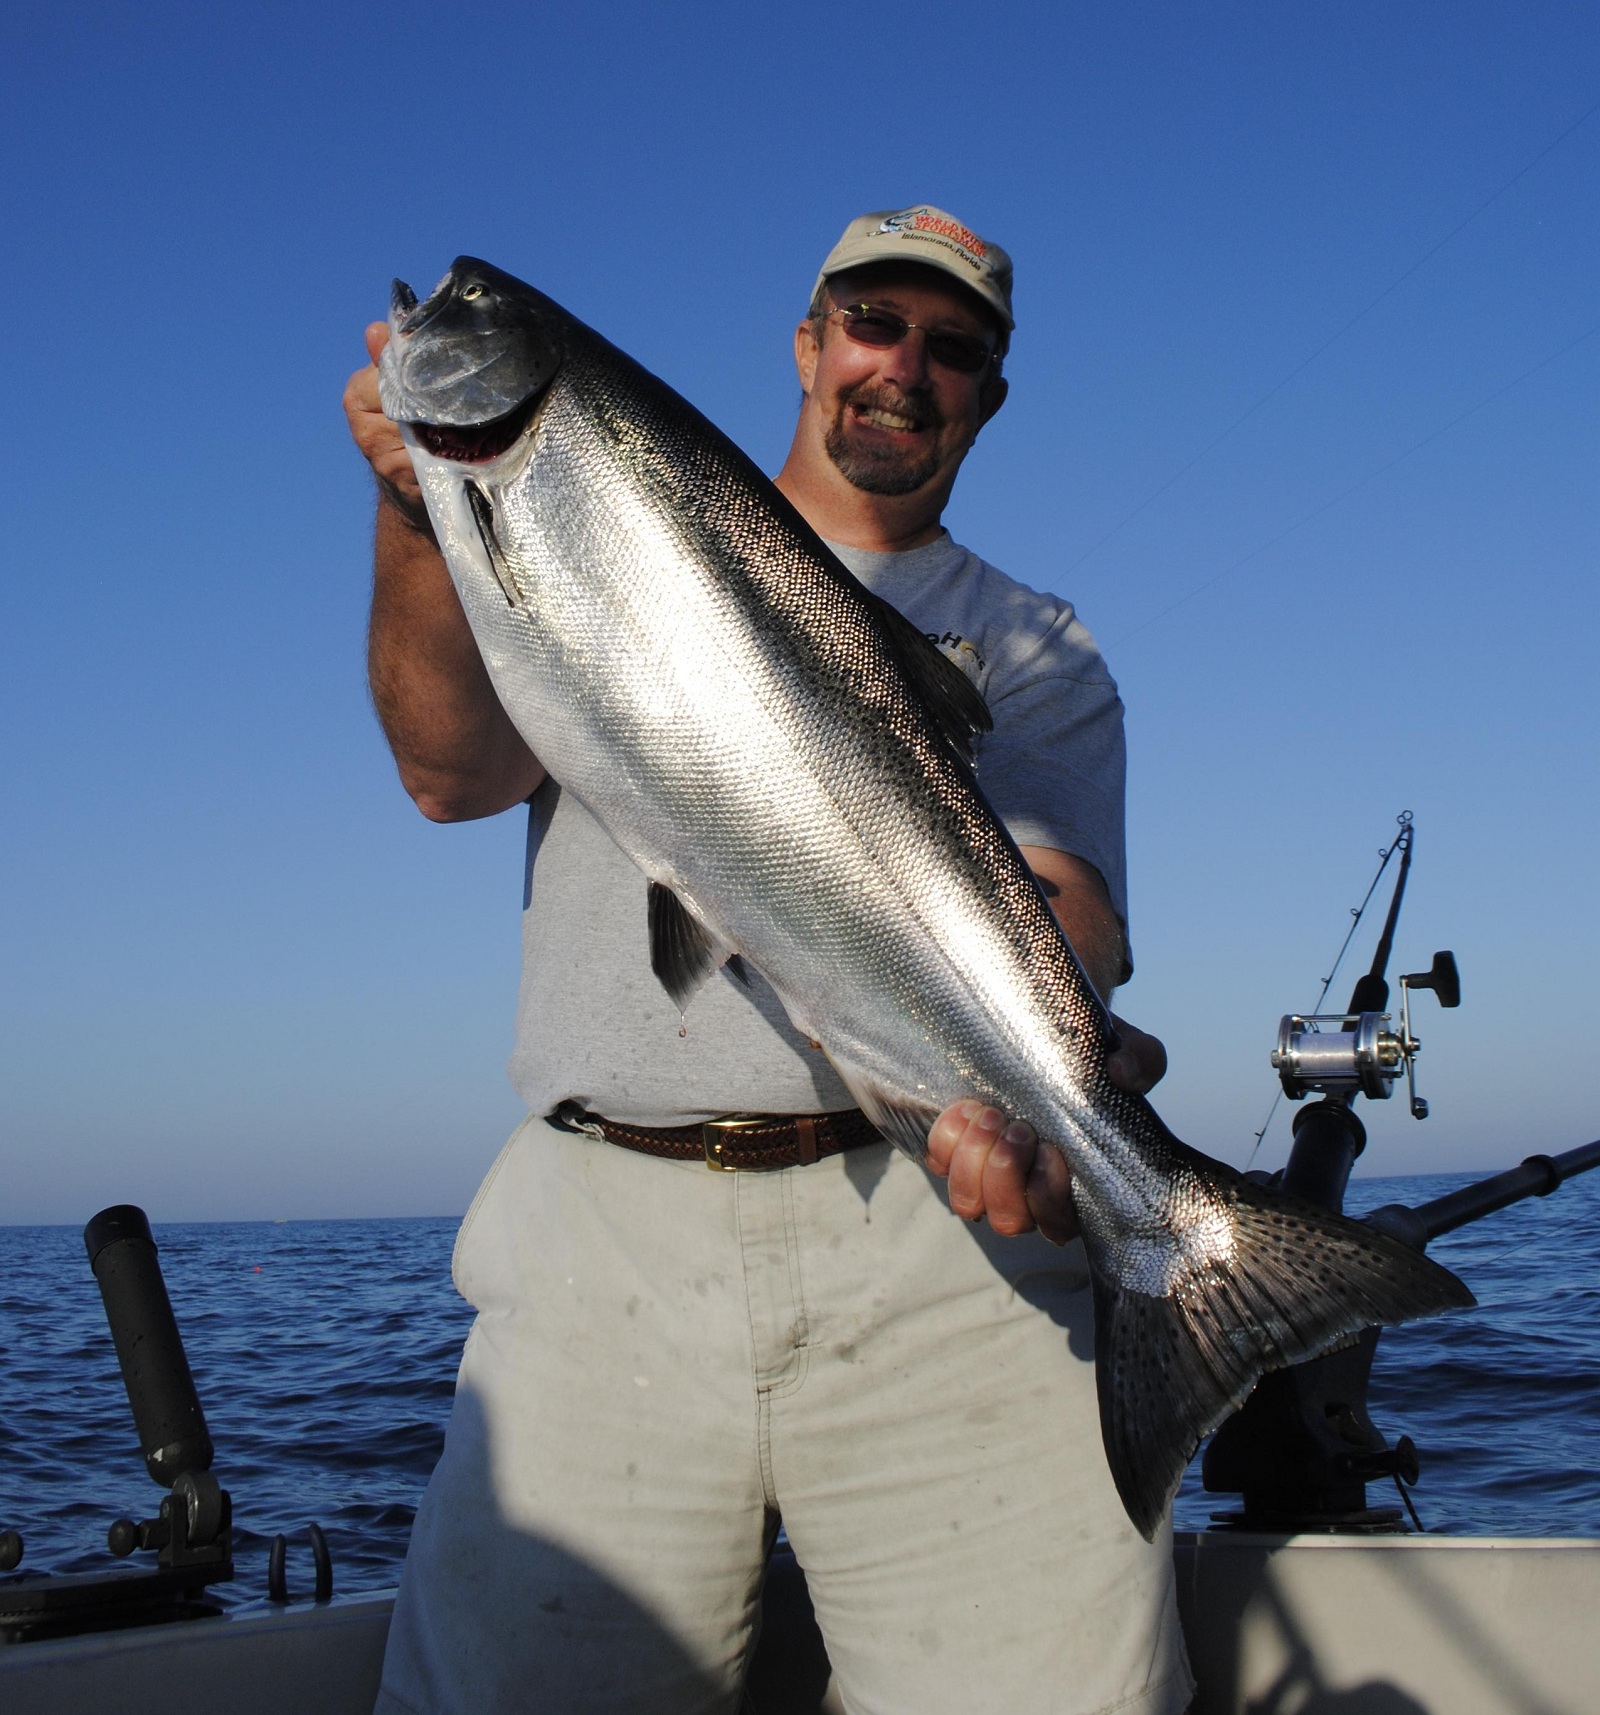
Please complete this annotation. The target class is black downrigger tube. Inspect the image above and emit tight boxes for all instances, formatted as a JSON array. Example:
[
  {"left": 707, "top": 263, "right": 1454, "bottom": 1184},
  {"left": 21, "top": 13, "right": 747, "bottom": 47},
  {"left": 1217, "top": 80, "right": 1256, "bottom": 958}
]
[
  {"left": 1366, "top": 1139, "right": 1600, "bottom": 1251},
  {"left": 83, "top": 1205, "right": 214, "bottom": 1486}
]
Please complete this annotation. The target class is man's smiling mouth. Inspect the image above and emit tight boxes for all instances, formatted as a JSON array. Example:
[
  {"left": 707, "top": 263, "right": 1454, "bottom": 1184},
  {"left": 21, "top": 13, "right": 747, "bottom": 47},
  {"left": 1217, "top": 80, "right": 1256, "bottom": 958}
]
[
  {"left": 825, "top": 383, "right": 946, "bottom": 494},
  {"left": 852, "top": 403, "right": 928, "bottom": 434}
]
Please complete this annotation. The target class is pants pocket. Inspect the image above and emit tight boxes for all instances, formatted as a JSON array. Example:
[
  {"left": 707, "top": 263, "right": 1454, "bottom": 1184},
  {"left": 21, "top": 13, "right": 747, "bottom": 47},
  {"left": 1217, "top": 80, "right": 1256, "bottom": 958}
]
[{"left": 451, "top": 1113, "right": 538, "bottom": 1299}]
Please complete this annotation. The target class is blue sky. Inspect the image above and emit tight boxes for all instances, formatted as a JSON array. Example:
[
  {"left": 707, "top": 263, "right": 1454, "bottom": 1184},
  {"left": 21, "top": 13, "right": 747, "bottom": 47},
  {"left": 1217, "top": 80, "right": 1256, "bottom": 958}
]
[{"left": 2, "top": 2, "right": 1595, "bottom": 1223}]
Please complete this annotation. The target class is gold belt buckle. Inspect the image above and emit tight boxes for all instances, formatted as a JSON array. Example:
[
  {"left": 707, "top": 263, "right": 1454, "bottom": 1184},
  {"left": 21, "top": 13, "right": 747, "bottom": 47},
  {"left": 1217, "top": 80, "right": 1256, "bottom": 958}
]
[{"left": 702, "top": 1114, "right": 773, "bottom": 1171}]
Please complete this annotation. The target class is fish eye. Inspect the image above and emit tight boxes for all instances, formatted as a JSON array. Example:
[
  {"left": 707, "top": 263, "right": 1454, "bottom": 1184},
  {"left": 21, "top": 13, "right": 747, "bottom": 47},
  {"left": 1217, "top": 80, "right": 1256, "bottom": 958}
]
[{"left": 461, "top": 283, "right": 485, "bottom": 301}]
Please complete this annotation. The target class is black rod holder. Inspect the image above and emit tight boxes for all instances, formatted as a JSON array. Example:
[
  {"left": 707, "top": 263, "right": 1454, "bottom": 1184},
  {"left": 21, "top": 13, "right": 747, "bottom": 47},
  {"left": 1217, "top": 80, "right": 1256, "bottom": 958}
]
[
  {"left": 1282, "top": 1099, "right": 1367, "bottom": 1212},
  {"left": 83, "top": 1205, "right": 214, "bottom": 1487},
  {"left": 2, "top": 1207, "right": 234, "bottom": 1642}
]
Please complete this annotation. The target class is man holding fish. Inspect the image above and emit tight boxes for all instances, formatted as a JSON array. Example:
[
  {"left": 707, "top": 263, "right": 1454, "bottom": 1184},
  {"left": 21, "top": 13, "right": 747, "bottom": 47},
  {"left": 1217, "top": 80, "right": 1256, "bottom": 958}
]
[{"left": 344, "top": 207, "right": 1191, "bottom": 1713}]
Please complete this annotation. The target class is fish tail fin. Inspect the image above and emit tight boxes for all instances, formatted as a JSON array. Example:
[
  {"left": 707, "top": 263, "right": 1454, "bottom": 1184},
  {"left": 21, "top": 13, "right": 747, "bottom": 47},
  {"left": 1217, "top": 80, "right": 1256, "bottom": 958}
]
[{"left": 1087, "top": 1171, "right": 1475, "bottom": 1540}]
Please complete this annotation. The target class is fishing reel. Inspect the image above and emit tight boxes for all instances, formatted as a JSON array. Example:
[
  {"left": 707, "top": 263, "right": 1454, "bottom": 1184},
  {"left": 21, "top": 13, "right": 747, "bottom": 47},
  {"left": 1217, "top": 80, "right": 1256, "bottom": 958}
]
[{"left": 1272, "top": 949, "right": 1460, "bottom": 1118}]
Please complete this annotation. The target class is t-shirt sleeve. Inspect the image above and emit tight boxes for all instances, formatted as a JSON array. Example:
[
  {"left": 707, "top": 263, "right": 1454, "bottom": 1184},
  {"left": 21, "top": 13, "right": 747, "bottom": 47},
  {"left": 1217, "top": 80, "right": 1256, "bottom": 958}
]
[{"left": 976, "top": 603, "right": 1131, "bottom": 969}]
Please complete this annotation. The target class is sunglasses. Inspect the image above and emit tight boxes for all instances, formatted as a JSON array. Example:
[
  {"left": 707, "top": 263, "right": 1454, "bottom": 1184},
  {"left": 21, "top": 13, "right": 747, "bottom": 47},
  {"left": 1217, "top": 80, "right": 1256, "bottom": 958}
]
[{"left": 826, "top": 304, "right": 998, "bottom": 376}]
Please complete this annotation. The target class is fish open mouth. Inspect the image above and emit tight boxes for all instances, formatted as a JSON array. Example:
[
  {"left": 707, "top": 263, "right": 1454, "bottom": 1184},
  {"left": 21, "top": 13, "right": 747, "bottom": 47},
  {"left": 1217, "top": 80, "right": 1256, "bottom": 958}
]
[{"left": 412, "top": 394, "right": 540, "bottom": 464}]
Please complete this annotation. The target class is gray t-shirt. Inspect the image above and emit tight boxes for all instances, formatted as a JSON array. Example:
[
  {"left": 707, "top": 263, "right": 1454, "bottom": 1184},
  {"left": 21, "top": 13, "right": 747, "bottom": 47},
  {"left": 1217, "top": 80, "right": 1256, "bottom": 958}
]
[{"left": 507, "top": 532, "right": 1127, "bottom": 1126}]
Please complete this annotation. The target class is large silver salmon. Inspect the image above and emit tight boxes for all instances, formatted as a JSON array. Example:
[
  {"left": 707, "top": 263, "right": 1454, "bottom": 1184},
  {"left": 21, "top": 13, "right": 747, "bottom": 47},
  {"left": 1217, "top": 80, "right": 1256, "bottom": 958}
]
[{"left": 379, "top": 258, "right": 1472, "bottom": 1537}]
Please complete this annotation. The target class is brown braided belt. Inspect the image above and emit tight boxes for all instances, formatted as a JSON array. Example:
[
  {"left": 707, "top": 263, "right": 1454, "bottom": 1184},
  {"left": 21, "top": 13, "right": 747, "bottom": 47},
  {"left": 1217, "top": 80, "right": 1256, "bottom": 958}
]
[{"left": 549, "top": 1101, "right": 884, "bottom": 1171}]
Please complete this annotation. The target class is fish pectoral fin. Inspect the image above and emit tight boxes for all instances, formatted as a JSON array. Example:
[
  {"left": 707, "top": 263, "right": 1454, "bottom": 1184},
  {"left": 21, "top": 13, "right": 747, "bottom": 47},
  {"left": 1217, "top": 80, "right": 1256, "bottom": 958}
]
[
  {"left": 1081, "top": 1169, "right": 1475, "bottom": 1541},
  {"left": 647, "top": 882, "right": 738, "bottom": 1009},
  {"left": 867, "top": 592, "right": 992, "bottom": 766},
  {"left": 466, "top": 482, "right": 523, "bottom": 607}
]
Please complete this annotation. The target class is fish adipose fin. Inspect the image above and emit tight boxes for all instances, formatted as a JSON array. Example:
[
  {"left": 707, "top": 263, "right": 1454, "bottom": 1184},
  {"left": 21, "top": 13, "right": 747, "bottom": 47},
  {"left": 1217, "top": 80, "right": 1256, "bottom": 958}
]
[
  {"left": 823, "top": 1053, "right": 942, "bottom": 1160},
  {"left": 647, "top": 883, "right": 737, "bottom": 1009},
  {"left": 1085, "top": 1171, "right": 1476, "bottom": 1540},
  {"left": 865, "top": 592, "right": 992, "bottom": 766}
]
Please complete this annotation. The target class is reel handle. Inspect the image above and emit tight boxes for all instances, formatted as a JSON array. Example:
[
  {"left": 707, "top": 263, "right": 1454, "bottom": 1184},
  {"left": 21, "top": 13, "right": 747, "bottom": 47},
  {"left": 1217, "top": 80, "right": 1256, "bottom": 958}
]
[{"left": 1401, "top": 949, "right": 1461, "bottom": 1008}]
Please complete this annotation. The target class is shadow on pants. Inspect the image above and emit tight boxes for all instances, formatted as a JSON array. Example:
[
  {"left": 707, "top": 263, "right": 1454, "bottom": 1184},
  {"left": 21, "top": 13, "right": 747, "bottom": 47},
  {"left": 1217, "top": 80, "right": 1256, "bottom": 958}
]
[{"left": 377, "top": 1386, "right": 837, "bottom": 1715}]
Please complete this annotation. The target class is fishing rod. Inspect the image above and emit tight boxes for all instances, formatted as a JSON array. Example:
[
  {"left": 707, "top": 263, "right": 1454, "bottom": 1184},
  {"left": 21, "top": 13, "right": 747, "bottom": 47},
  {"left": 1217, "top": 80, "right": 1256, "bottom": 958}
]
[
  {"left": 1202, "top": 812, "right": 1599, "bottom": 1532},
  {"left": 1247, "top": 812, "right": 1459, "bottom": 1207},
  {"left": 1272, "top": 814, "right": 1459, "bottom": 1128},
  {"left": 1066, "top": 95, "right": 1600, "bottom": 584}
]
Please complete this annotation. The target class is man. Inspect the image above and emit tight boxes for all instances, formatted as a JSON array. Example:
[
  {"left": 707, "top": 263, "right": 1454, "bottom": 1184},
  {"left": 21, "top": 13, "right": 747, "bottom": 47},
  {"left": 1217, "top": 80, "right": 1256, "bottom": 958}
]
[{"left": 345, "top": 206, "right": 1194, "bottom": 1715}]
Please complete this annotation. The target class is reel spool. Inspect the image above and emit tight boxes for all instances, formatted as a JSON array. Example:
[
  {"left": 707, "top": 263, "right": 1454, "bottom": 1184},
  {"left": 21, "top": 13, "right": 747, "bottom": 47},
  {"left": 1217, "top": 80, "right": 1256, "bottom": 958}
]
[{"left": 1272, "top": 950, "right": 1460, "bottom": 1118}]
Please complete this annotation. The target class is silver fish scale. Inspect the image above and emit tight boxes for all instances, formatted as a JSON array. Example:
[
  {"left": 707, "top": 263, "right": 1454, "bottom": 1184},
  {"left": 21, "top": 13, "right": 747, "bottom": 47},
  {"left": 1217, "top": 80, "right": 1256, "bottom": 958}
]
[{"left": 407, "top": 321, "right": 1218, "bottom": 1281}]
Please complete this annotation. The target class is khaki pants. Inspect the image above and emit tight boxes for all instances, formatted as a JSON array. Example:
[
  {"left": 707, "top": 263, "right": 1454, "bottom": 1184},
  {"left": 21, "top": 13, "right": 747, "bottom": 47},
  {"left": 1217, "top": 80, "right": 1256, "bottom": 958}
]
[{"left": 376, "top": 1116, "right": 1193, "bottom": 1715}]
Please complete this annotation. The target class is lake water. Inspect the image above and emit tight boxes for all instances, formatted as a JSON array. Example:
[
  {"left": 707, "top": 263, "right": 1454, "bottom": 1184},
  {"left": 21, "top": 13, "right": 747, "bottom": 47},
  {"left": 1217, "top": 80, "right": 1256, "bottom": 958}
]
[{"left": 2, "top": 1167, "right": 1596, "bottom": 1608}]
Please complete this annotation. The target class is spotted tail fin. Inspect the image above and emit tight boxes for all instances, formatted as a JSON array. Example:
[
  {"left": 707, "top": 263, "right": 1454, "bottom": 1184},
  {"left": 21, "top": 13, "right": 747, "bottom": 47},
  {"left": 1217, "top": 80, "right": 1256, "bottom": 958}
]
[{"left": 1084, "top": 1170, "right": 1475, "bottom": 1540}]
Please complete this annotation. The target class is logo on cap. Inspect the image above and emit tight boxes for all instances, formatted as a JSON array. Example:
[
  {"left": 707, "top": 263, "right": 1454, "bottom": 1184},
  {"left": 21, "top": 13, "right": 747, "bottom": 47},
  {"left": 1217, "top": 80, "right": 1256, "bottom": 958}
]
[{"left": 876, "top": 207, "right": 989, "bottom": 266}]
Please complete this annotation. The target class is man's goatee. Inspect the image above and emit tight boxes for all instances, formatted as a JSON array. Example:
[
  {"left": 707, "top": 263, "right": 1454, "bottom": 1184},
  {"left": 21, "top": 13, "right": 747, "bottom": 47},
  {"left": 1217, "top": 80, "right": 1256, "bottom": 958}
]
[{"left": 825, "top": 384, "right": 943, "bottom": 495}]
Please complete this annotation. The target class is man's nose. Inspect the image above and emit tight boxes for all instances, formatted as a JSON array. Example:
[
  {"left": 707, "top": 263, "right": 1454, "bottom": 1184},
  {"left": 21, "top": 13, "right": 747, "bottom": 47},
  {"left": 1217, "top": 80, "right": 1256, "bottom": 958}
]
[{"left": 878, "top": 327, "right": 933, "bottom": 387}]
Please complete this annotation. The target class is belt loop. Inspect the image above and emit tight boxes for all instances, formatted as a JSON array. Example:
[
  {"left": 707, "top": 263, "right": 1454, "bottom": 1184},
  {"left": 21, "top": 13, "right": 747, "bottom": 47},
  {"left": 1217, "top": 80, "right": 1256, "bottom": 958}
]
[{"left": 795, "top": 1115, "right": 818, "bottom": 1166}]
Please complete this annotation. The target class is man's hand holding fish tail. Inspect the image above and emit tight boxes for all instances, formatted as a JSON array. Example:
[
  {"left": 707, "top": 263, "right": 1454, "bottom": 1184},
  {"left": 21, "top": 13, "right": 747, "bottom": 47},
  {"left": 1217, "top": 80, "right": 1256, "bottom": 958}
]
[{"left": 925, "top": 848, "right": 1164, "bottom": 1241}]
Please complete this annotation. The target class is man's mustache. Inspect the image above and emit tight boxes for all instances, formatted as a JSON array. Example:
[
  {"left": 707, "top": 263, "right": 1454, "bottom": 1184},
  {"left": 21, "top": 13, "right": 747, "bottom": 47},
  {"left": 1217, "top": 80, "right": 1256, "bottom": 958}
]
[{"left": 836, "top": 380, "right": 943, "bottom": 433}]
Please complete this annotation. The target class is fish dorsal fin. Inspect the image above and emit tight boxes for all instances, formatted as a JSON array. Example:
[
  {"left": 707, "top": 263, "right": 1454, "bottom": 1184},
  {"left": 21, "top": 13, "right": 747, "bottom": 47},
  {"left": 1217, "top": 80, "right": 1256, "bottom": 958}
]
[
  {"left": 648, "top": 882, "right": 736, "bottom": 1009},
  {"left": 866, "top": 592, "right": 992, "bottom": 767}
]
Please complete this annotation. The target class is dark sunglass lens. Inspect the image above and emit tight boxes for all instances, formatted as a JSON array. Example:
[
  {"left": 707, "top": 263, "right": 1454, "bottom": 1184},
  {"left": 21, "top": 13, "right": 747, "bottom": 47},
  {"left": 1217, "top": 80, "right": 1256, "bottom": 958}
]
[
  {"left": 926, "top": 333, "right": 992, "bottom": 374},
  {"left": 840, "top": 308, "right": 907, "bottom": 348},
  {"left": 837, "top": 307, "right": 992, "bottom": 372}
]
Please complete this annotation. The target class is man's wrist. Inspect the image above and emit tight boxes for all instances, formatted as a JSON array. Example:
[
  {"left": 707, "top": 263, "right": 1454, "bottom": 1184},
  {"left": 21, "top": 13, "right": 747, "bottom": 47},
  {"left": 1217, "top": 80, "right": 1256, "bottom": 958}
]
[{"left": 377, "top": 475, "right": 437, "bottom": 540}]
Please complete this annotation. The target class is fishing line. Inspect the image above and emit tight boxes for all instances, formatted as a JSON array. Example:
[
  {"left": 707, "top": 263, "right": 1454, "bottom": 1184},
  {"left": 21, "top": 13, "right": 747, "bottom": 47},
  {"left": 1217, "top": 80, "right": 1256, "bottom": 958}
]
[
  {"left": 1108, "top": 320, "right": 1600, "bottom": 651},
  {"left": 1452, "top": 1232, "right": 1545, "bottom": 1271},
  {"left": 1065, "top": 93, "right": 1600, "bottom": 578},
  {"left": 1244, "top": 814, "right": 1411, "bottom": 1169}
]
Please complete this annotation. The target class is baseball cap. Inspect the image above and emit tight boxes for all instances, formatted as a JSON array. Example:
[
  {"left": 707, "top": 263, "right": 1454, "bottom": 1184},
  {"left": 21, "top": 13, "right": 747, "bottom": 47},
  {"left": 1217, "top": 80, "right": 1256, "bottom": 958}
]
[{"left": 812, "top": 205, "right": 1015, "bottom": 331}]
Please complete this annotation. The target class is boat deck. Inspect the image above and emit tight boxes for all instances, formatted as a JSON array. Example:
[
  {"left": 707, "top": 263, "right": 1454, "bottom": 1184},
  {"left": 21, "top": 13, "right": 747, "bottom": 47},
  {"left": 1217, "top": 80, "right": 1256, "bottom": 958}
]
[{"left": 4, "top": 1533, "right": 1598, "bottom": 1714}]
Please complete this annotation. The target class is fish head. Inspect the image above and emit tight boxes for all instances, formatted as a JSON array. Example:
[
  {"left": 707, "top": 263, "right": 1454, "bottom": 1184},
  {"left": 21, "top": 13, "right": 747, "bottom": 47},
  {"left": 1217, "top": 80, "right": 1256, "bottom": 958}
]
[{"left": 379, "top": 257, "right": 563, "bottom": 461}]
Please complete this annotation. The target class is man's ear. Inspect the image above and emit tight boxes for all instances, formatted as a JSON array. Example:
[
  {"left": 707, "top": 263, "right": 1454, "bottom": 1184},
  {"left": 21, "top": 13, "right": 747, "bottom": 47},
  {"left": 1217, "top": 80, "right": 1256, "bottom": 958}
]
[
  {"left": 977, "top": 374, "right": 1009, "bottom": 429},
  {"left": 794, "top": 319, "right": 820, "bottom": 395}
]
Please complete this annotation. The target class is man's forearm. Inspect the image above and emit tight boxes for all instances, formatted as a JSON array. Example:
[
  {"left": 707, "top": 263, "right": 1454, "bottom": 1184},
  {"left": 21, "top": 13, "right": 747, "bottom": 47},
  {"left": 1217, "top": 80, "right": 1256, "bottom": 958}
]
[
  {"left": 368, "top": 490, "right": 544, "bottom": 821},
  {"left": 1020, "top": 845, "right": 1128, "bottom": 1003},
  {"left": 1048, "top": 893, "right": 1126, "bottom": 1004}
]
